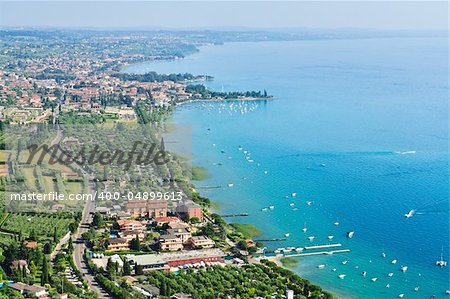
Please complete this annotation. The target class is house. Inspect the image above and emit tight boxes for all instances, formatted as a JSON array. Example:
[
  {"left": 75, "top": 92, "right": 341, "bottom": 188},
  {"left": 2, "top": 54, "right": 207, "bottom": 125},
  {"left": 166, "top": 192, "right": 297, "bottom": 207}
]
[
  {"left": 175, "top": 202, "right": 203, "bottom": 221},
  {"left": 8, "top": 282, "right": 48, "bottom": 298},
  {"left": 154, "top": 216, "right": 180, "bottom": 226},
  {"left": 126, "top": 200, "right": 168, "bottom": 218},
  {"left": 116, "top": 219, "right": 144, "bottom": 232},
  {"left": 187, "top": 236, "right": 215, "bottom": 249},
  {"left": 159, "top": 234, "right": 183, "bottom": 251},
  {"left": 119, "top": 230, "right": 145, "bottom": 242},
  {"left": 166, "top": 228, "right": 192, "bottom": 244},
  {"left": 106, "top": 238, "right": 129, "bottom": 252},
  {"left": 23, "top": 241, "right": 39, "bottom": 249}
]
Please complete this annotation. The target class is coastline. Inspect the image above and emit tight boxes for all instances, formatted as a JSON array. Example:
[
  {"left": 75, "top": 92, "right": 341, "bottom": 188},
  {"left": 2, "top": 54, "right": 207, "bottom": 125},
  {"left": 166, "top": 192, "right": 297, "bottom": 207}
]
[{"left": 176, "top": 96, "right": 274, "bottom": 106}]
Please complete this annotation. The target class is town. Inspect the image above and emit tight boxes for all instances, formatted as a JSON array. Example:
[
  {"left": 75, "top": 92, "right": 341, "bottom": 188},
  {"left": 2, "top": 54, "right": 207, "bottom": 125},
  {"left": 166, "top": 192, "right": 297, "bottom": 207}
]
[{"left": 0, "top": 29, "right": 332, "bottom": 299}]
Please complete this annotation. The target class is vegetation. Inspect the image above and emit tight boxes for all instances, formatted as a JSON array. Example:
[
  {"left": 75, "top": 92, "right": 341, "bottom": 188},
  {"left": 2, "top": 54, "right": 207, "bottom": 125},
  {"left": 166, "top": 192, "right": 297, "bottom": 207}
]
[
  {"left": 145, "top": 261, "right": 334, "bottom": 299},
  {"left": 112, "top": 72, "right": 212, "bottom": 83},
  {"left": 280, "top": 257, "right": 299, "bottom": 268},
  {"left": 186, "top": 84, "right": 270, "bottom": 99},
  {"left": 230, "top": 223, "right": 262, "bottom": 238},
  {"left": 192, "top": 166, "right": 209, "bottom": 181}
]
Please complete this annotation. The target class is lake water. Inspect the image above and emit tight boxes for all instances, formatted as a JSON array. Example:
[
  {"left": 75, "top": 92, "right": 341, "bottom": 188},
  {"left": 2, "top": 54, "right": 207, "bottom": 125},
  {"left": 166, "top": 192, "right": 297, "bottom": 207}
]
[{"left": 125, "top": 37, "right": 449, "bottom": 298}]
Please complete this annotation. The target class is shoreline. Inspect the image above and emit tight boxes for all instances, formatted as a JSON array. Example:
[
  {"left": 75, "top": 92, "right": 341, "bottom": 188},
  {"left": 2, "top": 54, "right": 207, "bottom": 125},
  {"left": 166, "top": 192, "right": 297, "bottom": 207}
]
[{"left": 176, "top": 96, "right": 274, "bottom": 106}]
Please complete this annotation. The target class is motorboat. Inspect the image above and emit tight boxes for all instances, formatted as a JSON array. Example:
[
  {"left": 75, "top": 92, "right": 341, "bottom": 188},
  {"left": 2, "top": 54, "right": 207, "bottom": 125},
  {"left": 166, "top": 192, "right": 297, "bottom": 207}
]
[
  {"left": 338, "top": 274, "right": 346, "bottom": 279},
  {"left": 391, "top": 259, "right": 397, "bottom": 264},
  {"left": 328, "top": 235, "right": 334, "bottom": 240},
  {"left": 405, "top": 209, "right": 416, "bottom": 218},
  {"left": 400, "top": 265, "right": 408, "bottom": 272},
  {"left": 317, "top": 264, "right": 325, "bottom": 269},
  {"left": 346, "top": 231, "right": 355, "bottom": 239},
  {"left": 308, "top": 236, "right": 315, "bottom": 241},
  {"left": 388, "top": 273, "right": 394, "bottom": 277},
  {"left": 371, "top": 278, "right": 378, "bottom": 282}
]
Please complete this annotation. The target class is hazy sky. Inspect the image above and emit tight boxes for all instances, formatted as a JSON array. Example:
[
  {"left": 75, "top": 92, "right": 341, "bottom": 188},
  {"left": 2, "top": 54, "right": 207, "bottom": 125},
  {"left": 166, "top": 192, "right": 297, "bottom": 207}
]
[{"left": 0, "top": 1, "right": 448, "bottom": 30}]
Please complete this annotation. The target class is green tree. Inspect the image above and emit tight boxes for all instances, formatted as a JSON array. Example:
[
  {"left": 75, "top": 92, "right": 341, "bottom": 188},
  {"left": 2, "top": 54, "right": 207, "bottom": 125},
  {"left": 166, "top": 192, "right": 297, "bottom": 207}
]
[
  {"left": 130, "top": 235, "right": 140, "bottom": 251},
  {"left": 40, "top": 256, "right": 49, "bottom": 286}
]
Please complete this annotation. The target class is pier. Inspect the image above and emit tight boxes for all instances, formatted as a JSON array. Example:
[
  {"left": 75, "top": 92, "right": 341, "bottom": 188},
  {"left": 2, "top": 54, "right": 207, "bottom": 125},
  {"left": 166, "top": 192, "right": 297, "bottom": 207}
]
[
  {"left": 220, "top": 213, "right": 249, "bottom": 218},
  {"left": 304, "top": 243, "right": 342, "bottom": 250},
  {"left": 196, "top": 186, "right": 222, "bottom": 189},
  {"left": 254, "top": 238, "right": 287, "bottom": 242},
  {"left": 285, "top": 249, "right": 351, "bottom": 257}
]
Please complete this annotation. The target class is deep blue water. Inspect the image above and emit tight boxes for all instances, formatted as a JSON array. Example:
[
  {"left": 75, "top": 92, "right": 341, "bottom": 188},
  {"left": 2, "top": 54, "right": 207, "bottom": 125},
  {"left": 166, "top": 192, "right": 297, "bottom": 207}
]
[{"left": 125, "top": 37, "right": 449, "bottom": 298}]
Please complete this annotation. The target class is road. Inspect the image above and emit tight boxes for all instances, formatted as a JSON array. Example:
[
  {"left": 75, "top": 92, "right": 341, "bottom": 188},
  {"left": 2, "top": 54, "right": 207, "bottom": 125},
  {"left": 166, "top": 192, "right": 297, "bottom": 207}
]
[
  {"left": 72, "top": 182, "right": 112, "bottom": 298},
  {"left": 50, "top": 125, "right": 112, "bottom": 298}
]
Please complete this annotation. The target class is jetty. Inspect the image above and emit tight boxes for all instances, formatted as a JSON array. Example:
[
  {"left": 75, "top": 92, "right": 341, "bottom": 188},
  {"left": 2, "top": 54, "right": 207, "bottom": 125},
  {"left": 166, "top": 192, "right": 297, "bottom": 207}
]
[
  {"left": 220, "top": 213, "right": 249, "bottom": 218},
  {"left": 196, "top": 186, "right": 222, "bottom": 189},
  {"left": 304, "top": 243, "right": 342, "bottom": 250},
  {"left": 254, "top": 238, "right": 287, "bottom": 242},
  {"left": 285, "top": 249, "right": 351, "bottom": 257}
]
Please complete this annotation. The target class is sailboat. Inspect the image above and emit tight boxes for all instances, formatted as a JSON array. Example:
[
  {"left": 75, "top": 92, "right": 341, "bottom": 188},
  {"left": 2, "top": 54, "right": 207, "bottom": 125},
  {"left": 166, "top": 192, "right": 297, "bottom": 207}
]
[
  {"left": 436, "top": 247, "right": 448, "bottom": 267},
  {"left": 302, "top": 223, "right": 307, "bottom": 233}
]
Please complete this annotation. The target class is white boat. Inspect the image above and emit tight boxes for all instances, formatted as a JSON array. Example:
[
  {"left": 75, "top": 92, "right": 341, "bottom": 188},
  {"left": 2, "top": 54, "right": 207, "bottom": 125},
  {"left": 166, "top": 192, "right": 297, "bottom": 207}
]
[
  {"left": 261, "top": 208, "right": 268, "bottom": 211},
  {"left": 414, "top": 287, "right": 419, "bottom": 292},
  {"left": 405, "top": 209, "right": 416, "bottom": 218},
  {"left": 269, "top": 206, "right": 275, "bottom": 210},
  {"left": 289, "top": 203, "right": 295, "bottom": 207},
  {"left": 371, "top": 278, "right": 378, "bottom": 282},
  {"left": 400, "top": 265, "right": 408, "bottom": 272},
  {"left": 445, "top": 290, "right": 450, "bottom": 295},
  {"left": 306, "top": 201, "right": 312, "bottom": 206},
  {"left": 308, "top": 236, "right": 315, "bottom": 241},
  {"left": 321, "top": 163, "right": 326, "bottom": 167},
  {"left": 284, "top": 233, "right": 290, "bottom": 237},
  {"left": 338, "top": 274, "right": 346, "bottom": 279},
  {"left": 302, "top": 223, "right": 307, "bottom": 233},
  {"left": 382, "top": 252, "right": 386, "bottom": 258},
  {"left": 386, "top": 284, "right": 390, "bottom": 288},
  {"left": 391, "top": 259, "right": 398, "bottom": 264},
  {"left": 332, "top": 268, "right": 337, "bottom": 272},
  {"left": 328, "top": 235, "right": 334, "bottom": 240},
  {"left": 361, "top": 271, "right": 367, "bottom": 277},
  {"left": 346, "top": 231, "right": 355, "bottom": 239},
  {"left": 291, "top": 192, "right": 297, "bottom": 197},
  {"left": 398, "top": 294, "right": 404, "bottom": 298},
  {"left": 436, "top": 247, "right": 448, "bottom": 267},
  {"left": 264, "top": 170, "right": 268, "bottom": 174},
  {"left": 317, "top": 264, "right": 325, "bottom": 269},
  {"left": 341, "top": 260, "right": 348, "bottom": 265},
  {"left": 228, "top": 183, "right": 234, "bottom": 187},
  {"left": 388, "top": 272, "right": 394, "bottom": 277},
  {"left": 287, "top": 247, "right": 296, "bottom": 251},
  {"left": 274, "top": 249, "right": 281, "bottom": 254},
  {"left": 334, "top": 219, "right": 340, "bottom": 226},
  {"left": 295, "top": 247, "right": 304, "bottom": 252}
]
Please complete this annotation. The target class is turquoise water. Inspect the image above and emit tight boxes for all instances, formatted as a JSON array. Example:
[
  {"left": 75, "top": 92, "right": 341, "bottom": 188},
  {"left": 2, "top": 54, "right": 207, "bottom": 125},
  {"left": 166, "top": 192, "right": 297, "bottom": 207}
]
[{"left": 125, "top": 37, "right": 449, "bottom": 298}]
